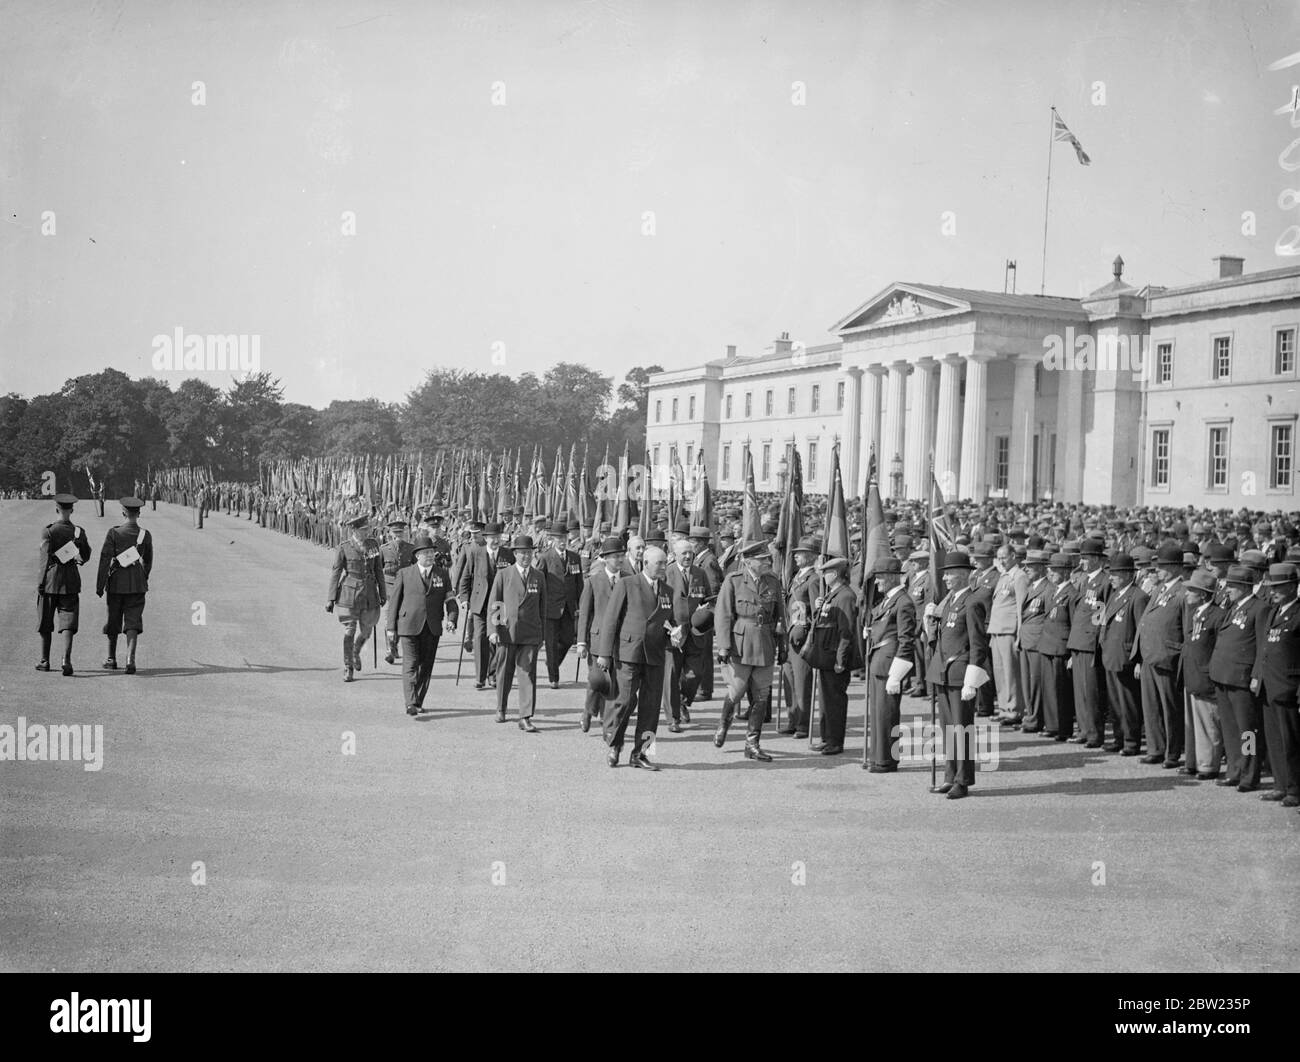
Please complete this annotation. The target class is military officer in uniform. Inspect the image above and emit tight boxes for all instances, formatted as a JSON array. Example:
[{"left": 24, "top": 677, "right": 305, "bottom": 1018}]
[
  {"left": 386, "top": 534, "right": 458, "bottom": 716},
  {"left": 1099, "top": 554, "right": 1147, "bottom": 755},
  {"left": 96, "top": 496, "right": 153, "bottom": 675},
  {"left": 713, "top": 539, "right": 787, "bottom": 761},
  {"left": 380, "top": 519, "right": 416, "bottom": 664},
  {"left": 1253, "top": 563, "right": 1300, "bottom": 807},
  {"left": 1132, "top": 543, "right": 1187, "bottom": 768},
  {"left": 780, "top": 536, "right": 821, "bottom": 738},
  {"left": 803, "top": 555, "right": 861, "bottom": 756},
  {"left": 488, "top": 534, "right": 546, "bottom": 731},
  {"left": 923, "top": 550, "right": 991, "bottom": 798},
  {"left": 594, "top": 545, "right": 674, "bottom": 770},
  {"left": 863, "top": 556, "right": 915, "bottom": 772},
  {"left": 576, "top": 536, "right": 627, "bottom": 733},
  {"left": 326, "top": 513, "right": 386, "bottom": 682},
  {"left": 37, "top": 493, "right": 91, "bottom": 675}
]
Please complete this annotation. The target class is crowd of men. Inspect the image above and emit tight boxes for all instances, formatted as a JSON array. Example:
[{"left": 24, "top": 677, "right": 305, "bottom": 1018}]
[{"left": 51, "top": 477, "right": 1300, "bottom": 804}]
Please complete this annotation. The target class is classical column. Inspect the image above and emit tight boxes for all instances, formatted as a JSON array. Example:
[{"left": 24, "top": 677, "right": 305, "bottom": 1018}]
[
  {"left": 839, "top": 366, "right": 864, "bottom": 495},
  {"left": 1007, "top": 355, "right": 1038, "bottom": 503},
  {"left": 932, "top": 354, "right": 963, "bottom": 498},
  {"left": 881, "top": 361, "right": 909, "bottom": 497},
  {"left": 862, "top": 365, "right": 885, "bottom": 468},
  {"left": 904, "top": 359, "right": 937, "bottom": 499},
  {"left": 958, "top": 354, "right": 991, "bottom": 500}
]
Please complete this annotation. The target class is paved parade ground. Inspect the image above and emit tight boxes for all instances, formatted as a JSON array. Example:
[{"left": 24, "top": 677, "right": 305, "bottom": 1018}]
[{"left": 2, "top": 499, "right": 1297, "bottom": 973}]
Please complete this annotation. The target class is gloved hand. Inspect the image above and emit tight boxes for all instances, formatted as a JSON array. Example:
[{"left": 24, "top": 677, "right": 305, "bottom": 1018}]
[
  {"left": 960, "top": 685, "right": 976, "bottom": 701},
  {"left": 717, "top": 650, "right": 731, "bottom": 666},
  {"left": 577, "top": 642, "right": 588, "bottom": 660},
  {"left": 886, "top": 679, "right": 901, "bottom": 695}
]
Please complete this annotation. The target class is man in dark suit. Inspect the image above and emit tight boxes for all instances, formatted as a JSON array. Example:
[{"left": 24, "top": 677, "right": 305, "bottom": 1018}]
[
  {"left": 1253, "top": 563, "right": 1300, "bottom": 807},
  {"left": 662, "top": 537, "right": 710, "bottom": 731},
  {"left": 691, "top": 525, "right": 723, "bottom": 699},
  {"left": 863, "top": 556, "right": 915, "bottom": 773},
  {"left": 1067, "top": 541, "right": 1110, "bottom": 747},
  {"left": 576, "top": 536, "right": 627, "bottom": 733},
  {"left": 536, "top": 520, "right": 581, "bottom": 688},
  {"left": 380, "top": 519, "right": 417, "bottom": 664},
  {"left": 970, "top": 542, "right": 1000, "bottom": 717},
  {"left": 1016, "top": 550, "right": 1050, "bottom": 733},
  {"left": 1132, "top": 543, "right": 1187, "bottom": 767},
  {"left": 36, "top": 493, "right": 92, "bottom": 676},
  {"left": 1181, "top": 569, "right": 1223, "bottom": 779},
  {"left": 923, "top": 550, "right": 991, "bottom": 799},
  {"left": 780, "top": 536, "right": 821, "bottom": 737},
  {"left": 594, "top": 545, "right": 674, "bottom": 770},
  {"left": 386, "top": 535, "right": 458, "bottom": 716},
  {"left": 1211, "top": 566, "right": 1267, "bottom": 790},
  {"left": 1099, "top": 553, "right": 1147, "bottom": 754},
  {"left": 488, "top": 535, "right": 546, "bottom": 732},
  {"left": 96, "top": 496, "right": 154, "bottom": 675},
  {"left": 804, "top": 555, "right": 862, "bottom": 757},
  {"left": 456, "top": 521, "right": 513, "bottom": 690},
  {"left": 1039, "top": 554, "right": 1076, "bottom": 741}
]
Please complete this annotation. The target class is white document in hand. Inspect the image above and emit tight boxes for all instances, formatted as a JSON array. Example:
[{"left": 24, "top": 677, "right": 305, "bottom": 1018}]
[
  {"left": 54, "top": 540, "right": 79, "bottom": 563},
  {"left": 116, "top": 545, "right": 141, "bottom": 568}
]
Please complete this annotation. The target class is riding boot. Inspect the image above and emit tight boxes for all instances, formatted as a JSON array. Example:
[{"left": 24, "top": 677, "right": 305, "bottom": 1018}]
[
  {"left": 714, "top": 696, "right": 735, "bottom": 747},
  {"left": 343, "top": 633, "right": 355, "bottom": 682}
]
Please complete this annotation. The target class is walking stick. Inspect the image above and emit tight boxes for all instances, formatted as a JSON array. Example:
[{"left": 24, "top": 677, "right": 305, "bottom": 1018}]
[
  {"left": 455, "top": 612, "right": 467, "bottom": 686},
  {"left": 860, "top": 629, "right": 872, "bottom": 768},
  {"left": 928, "top": 685, "right": 940, "bottom": 792},
  {"left": 807, "top": 671, "right": 820, "bottom": 750},
  {"left": 775, "top": 659, "right": 783, "bottom": 734}
]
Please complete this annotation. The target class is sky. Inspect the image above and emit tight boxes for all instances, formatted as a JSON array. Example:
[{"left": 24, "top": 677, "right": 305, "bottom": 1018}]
[{"left": 2, "top": 0, "right": 1298, "bottom": 408}]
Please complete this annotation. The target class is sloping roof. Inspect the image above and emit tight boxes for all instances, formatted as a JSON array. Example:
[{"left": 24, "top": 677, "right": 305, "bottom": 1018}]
[
  {"left": 1147, "top": 262, "right": 1300, "bottom": 299},
  {"left": 707, "top": 341, "right": 841, "bottom": 368},
  {"left": 897, "top": 284, "right": 1084, "bottom": 314}
]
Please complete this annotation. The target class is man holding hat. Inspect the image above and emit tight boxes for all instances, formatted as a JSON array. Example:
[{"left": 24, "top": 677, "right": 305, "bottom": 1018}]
[
  {"left": 922, "top": 550, "right": 991, "bottom": 798},
  {"left": 488, "top": 534, "right": 546, "bottom": 731},
  {"left": 36, "top": 493, "right": 91, "bottom": 675},
  {"left": 1099, "top": 553, "right": 1147, "bottom": 754},
  {"left": 663, "top": 537, "right": 710, "bottom": 731},
  {"left": 594, "top": 545, "right": 675, "bottom": 770},
  {"left": 1210, "top": 566, "right": 1267, "bottom": 790},
  {"left": 380, "top": 519, "right": 417, "bottom": 664},
  {"left": 863, "top": 556, "right": 915, "bottom": 772},
  {"left": 96, "top": 496, "right": 154, "bottom": 675},
  {"left": 803, "top": 554, "right": 862, "bottom": 757},
  {"left": 386, "top": 535, "right": 458, "bottom": 716},
  {"left": 455, "top": 521, "right": 513, "bottom": 690},
  {"left": 536, "top": 520, "right": 581, "bottom": 689},
  {"left": 326, "top": 513, "right": 386, "bottom": 682},
  {"left": 690, "top": 525, "right": 722, "bottom": 699},
  {"left": 1181, "top": 569, "right": 1224, "bottom": 779},
  {"left": 713, "top": 539, "right": 787, "bottom": 761},
  {"left": 1132, "top": 544, "right": 1188, "bottom": 768},
  {"left": 1251, "top": 563, "right": 1300, "bottom": 806},
  {"left": 780, "top": 535, "right": 822, "bottom": 738},
  {"left": 576, "top": 536, "right": 627, "bottom": 733}
]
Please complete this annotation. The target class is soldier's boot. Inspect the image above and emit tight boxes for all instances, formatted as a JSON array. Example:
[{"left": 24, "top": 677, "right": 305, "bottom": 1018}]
[
  {"left": 744, "top": 736, "right": 772, "bottom": 762},
  {"left": 352, "top": 631, "right": 368, "bottom": 671},
  {"left": 714, "top": 696, "right": 736, "bottom": 748},
  {"left": 37, "top": 633, "right": 52, "bottom": 670},
  {"left": 343, "top": 634, "right": 355, "bottom": 682},
  {"left": 763, "top": 689, "right": 773, "bottom": 724}
]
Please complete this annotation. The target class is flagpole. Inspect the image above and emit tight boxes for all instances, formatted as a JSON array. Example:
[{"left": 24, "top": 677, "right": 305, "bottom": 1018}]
[{"left": 1040, "top": 105, "right": 1055, "bottom": 295}]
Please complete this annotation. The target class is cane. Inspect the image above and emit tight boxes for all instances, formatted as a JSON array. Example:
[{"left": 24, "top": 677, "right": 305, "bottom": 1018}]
[
  {"left": 861, "top": 629, "right": 872, "bottom": 768},
  {"left": 807, "top": 673, "right": 820, "bottom": 750},
  {"left": 928, "top": 685, "right": 940, "bottom": 792},
  {"left": 455, "top": 612, "right": 467, "bottom": 686}
]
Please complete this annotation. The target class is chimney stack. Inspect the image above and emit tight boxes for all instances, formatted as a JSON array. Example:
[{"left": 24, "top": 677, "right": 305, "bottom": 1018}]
[
  {"left": 773, "top": 332, "right": 793, "bottom": 354},
  {"left": 1214, "top": 255, "right": 1244, "bottom": 278},
  {"left": 725, "top": 344, "right": 737, "bottom": 358}
]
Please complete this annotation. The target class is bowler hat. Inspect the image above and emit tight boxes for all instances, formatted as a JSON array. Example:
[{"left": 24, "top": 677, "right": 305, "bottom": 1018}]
[
  {"left": 1108, "top": 553, "right": 1136, "bottom": 573},
  {"left": 587, "top": 661, "right": 613, "bottom": 697},
  {"left": 412, "top": 533, "right": 436, "bottom": 552},
  {"left": 1155, "top": 544, "right": 1183, "bottom": 566},
  {"left": 484, "top": 521, "right": 505, "bottom": 536},
  {"left": 511, "top": 534, "right": 535, "bottom": 550},
  {"left": 690, "top": 606, "right": 714, "bottom": 634},
  {"left": 874, "top": 557, "right": 903, "bottom": 575},
  {"left": 1080, "top": 539, "right": 1105, "bottom": 557},
  {"left": 942, "top": 551, "right": 973, "bottom": 570},
  {"left": 599, "top": 535, "right": 625, "bottom": 556}
]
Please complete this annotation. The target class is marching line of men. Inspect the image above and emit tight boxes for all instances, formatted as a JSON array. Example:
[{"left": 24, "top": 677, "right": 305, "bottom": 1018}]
[{"left": 34, "top": 494, "right": 153, "bottom": 676}]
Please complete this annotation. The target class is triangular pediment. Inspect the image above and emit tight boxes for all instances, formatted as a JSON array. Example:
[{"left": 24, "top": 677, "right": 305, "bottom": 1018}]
[{"left": 832, "top": 283, "right": 971, "bottom": 334}]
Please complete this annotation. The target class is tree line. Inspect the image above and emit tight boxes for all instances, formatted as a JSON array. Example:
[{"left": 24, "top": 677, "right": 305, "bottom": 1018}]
[{"left": 0, "top": 363, "right": 662, "bottom": 496}]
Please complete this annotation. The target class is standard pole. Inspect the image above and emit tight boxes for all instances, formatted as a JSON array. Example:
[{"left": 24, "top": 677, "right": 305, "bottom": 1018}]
[{"left": 1040, "top": 106, "right": 1055, "bottom": 295}]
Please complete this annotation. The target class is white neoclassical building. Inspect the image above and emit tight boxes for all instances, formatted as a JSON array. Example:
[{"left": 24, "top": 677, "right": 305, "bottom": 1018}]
[{"left": 646, "top": 256, "right": 1300, "bottom": 509}]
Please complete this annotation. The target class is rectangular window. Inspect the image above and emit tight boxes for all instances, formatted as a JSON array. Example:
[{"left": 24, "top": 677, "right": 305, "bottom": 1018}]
[
  {"left": 1157, "top": 342, "right": 1172, "bottom": 384},
  {"left": 655, "top": 400, "right": 661, "bottom": 423},
  {"left": 765, "top": 390, "right": 774, "bottom": 416},
  {"left": 784, "top": 442, "right": 793, "bottom": 471},
  {"left": 1208, "top": 426, "right": 1229, "bottom": 488},
  {"left": 836, "top": 380, "right": 845, "bottom": 411},
  {"left": 653, "top": 445, "right": 660, "bottom": 472},
  {"left": 1277, "top": 329, "right": 1296, "bottom": 375},
  {"left": 787, "top": 387, "right": 796, "bottom": 414},
  {"left": 808, "top": 441, "right": 818, "bottom": 483},
  {"left": 811, "top": 384, "right": 821, "bottom": 412},
  {"left": 994, "top": 436, "right": 1010, "bottom": 492},
  {"left": 686, "top": 443, "right": 694, "bottom": 467},
  {"left": 744, "top": 392, "right": 752, "bottom": 418},
  {"left": 761, "top": 443, "right": 771, "bottom": 482},
  {"left": 1151, "top": 429, "right": 1170, "bottom": 488},
  {"left": 671, "top": 398, "right": 678, "bottom": 422},
  {"left": 725, "top": 393, "right": 733, "bottom": 419},
  {"left": 1272, "top": 424, "right": 1293, "bottom": 489},
  {"left": 722, "top": 444, "right": 731, "bottom": 483},
  {"left": 669, "top": 445, "right": 677, "bottom": 467},
  {"left": 1212, "top": 336, "right": 1231, "bottom": 380},
  {"left": 688, "top": 395, "right": 696, "bottom": 420}
]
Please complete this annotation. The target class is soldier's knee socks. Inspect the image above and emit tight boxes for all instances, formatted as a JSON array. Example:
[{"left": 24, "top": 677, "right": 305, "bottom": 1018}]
[
  {"left": 62, "top": 632, "right": 74, "bottom": 664},
  {"left": 39, "top": 633, "right": 52, "bottom": 662}
]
